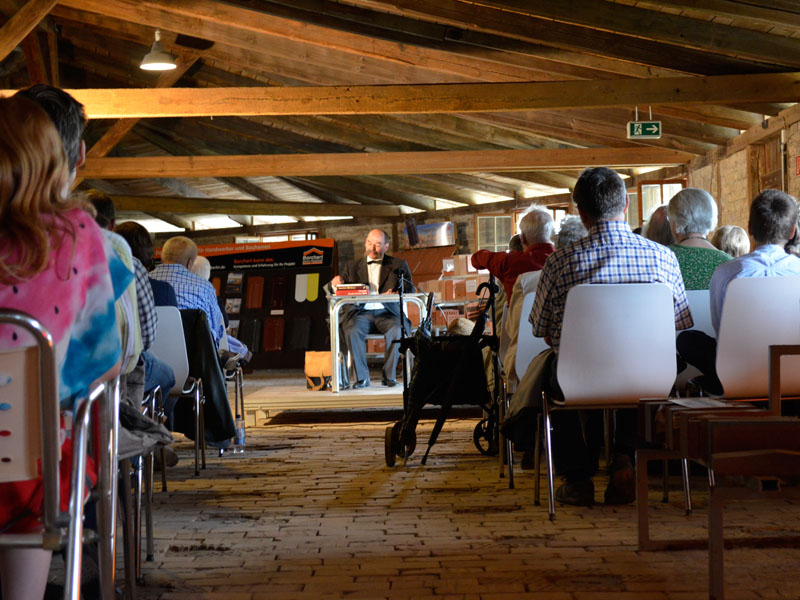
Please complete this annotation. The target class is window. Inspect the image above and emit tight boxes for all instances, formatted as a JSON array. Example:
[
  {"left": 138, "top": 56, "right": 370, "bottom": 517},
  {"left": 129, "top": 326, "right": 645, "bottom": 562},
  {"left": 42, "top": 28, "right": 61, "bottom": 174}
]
[
  {"left": 637, "top": 179, "right": 686, "bottom": 226},
  {"left": 476, "top": 214, "right": 512, "bottom": 252},
  {"left": 234, "top": 230, "right": 318, "bottom": 244}
]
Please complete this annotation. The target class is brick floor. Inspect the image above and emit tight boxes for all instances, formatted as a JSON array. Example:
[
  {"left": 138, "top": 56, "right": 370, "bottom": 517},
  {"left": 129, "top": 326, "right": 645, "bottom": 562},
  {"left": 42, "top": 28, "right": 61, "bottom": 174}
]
[{"left": 134, "top": 418, "right": 800, "bottom": 600}]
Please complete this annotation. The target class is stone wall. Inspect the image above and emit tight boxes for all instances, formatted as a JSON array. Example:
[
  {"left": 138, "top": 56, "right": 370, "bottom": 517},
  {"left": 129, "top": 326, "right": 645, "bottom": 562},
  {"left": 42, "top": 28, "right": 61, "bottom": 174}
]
[{"left": 687, "top": 148, "right": 749, "bottom": 231}]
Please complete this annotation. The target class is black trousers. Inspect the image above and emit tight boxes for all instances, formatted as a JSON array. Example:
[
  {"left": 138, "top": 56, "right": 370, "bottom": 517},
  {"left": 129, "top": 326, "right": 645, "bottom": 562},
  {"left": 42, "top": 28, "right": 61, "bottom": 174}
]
[
  {"left": 676, "top": 330, "right": 721, "bottom": 390},
  {"left": 544, "top": 356, "right": 637, "bottom": 481}
]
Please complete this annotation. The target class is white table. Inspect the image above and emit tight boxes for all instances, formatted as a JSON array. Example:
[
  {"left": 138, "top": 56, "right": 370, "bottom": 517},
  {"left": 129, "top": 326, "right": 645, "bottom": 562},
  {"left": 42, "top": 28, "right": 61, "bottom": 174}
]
[{"left": 328, "top": 293, "right": 427, "bottom": 393}]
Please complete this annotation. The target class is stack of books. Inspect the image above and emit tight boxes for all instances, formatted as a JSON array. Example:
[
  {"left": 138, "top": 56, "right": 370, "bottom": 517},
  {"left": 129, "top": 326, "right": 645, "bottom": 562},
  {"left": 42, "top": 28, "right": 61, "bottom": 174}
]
[{"left": 336, "top": 283, "right": 370, "bottom": 296}]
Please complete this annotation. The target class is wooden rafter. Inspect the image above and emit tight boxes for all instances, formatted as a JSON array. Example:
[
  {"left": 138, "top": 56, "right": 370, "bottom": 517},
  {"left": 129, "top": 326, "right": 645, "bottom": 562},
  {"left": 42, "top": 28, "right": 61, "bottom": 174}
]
[
  {"left": 79, "top": 147, "right": 691, "bottom": 179},
  {"left": 4, "top": 72, "right": 800, "bottom": 118},
  {"left": 473, "top": 0, "right": 800, "bottom": 66},
  {"left": 111, "top": 195, "right": 402, "bottom": 217},
  {"left": 0, "top": 0, "right": 57, "bottom": 62}
]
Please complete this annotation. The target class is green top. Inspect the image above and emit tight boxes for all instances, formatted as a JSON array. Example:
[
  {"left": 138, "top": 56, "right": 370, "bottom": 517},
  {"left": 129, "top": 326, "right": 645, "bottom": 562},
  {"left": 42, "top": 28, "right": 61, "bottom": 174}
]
[{"left": 670, "top": 244, "right": 732, "bottom": 290}]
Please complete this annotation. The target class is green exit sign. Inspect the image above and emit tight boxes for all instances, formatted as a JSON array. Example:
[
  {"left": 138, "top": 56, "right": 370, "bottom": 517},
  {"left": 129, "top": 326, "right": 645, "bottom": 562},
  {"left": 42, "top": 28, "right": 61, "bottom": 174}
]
[{"left": 627, "top": 121, "right": 662, "bottom": 139}]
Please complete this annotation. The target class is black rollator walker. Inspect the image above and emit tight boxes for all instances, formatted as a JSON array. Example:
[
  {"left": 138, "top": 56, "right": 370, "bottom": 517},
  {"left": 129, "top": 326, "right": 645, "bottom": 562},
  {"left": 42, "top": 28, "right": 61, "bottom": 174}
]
[{"left": 384, "top": 274, "right": 507, "bottom": 474}]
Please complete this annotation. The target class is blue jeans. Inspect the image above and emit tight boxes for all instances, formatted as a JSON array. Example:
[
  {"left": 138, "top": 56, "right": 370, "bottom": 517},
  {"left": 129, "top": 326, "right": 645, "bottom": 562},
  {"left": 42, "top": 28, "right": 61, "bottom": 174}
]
[{"left": 143, "top": 350, "right": 176, "bottom": 395}]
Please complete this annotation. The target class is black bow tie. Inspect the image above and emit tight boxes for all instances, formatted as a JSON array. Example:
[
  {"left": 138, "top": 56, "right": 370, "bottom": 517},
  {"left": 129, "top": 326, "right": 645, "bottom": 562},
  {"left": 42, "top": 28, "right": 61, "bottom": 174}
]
[{"left": 367, "top": 260, "right": 382, "bottom": 265}]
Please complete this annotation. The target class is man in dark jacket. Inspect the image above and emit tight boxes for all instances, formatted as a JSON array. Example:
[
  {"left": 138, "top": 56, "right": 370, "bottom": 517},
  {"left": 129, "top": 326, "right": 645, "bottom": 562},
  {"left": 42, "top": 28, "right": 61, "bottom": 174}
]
[{"left": 331, "top": 229, "right": 413, "bottom": 388}]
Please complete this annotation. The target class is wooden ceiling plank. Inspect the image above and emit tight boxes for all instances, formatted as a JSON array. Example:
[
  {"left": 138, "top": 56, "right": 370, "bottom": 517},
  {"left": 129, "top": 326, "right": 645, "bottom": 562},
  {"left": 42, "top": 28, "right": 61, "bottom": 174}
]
[
  {"left": 10, "top": 73, "right": 799, "bottom": 118},
  {"left": 473, "top": 0, "right": 800, "bottom": 67},
  {"left": 111, "top": 195, "right": 402, "bottom": 217},
  {"left": 144, "top": 211, "right": 194, "bottom": 230},
  {"left": 651, "top": 0, "right": 800, "bottom": 29},
  {"left": 343, "top": 0, "right": 782, "bottom": 74},
  {"left": 80, "top": 147, "right": 692, "bottom": 179},
  {"left": 0, "top": 0, "right": 56, "bottom": 62},
  {"left": 54, "top": 0, "right": 547, "bottom": 84},
  {"left": 295, "top": 176, "right": 437, "bottom": 211}
]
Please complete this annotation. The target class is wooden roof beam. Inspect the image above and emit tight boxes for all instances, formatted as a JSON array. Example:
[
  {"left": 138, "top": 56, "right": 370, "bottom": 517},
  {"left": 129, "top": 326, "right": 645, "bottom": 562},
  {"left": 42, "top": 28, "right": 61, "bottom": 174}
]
[
  {"left": 111, "top": 195, "right": 403, "bottom": 217},
  {"left": 79, "top": 147, "right": 692, "bottom": 179},
  {"left": 0, "top": 0, "right": 56, "bottom": 62},
  {"left": 7, "top": 73, "right": 799, "bottom": 118}
]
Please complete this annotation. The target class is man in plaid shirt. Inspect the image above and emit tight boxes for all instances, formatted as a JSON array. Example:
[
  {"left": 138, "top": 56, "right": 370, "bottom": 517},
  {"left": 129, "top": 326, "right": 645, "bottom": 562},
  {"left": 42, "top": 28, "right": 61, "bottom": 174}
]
[{"left": 529, "top": 167, "right": 692, "bottom": 506}]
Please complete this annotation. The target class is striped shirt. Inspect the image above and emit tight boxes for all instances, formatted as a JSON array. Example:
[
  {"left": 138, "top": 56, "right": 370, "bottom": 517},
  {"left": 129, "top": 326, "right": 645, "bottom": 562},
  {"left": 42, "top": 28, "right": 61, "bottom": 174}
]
[{"left": 530, "top": 220, "right": 692, "bottom": 352}]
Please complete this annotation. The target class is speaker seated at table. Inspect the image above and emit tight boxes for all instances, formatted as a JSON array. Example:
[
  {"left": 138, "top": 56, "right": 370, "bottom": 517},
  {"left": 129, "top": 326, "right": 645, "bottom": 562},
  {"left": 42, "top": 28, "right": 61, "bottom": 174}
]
[{"left": 329, "top": 229, "right": 413, "bottom": 389}]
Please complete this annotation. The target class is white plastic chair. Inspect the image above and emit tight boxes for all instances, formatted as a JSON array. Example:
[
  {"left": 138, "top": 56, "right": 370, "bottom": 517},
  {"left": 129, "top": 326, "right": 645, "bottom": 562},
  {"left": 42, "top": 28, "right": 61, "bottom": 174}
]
[
  {"left": 515, "top": 292, "right": 551, "bottom": 382},
  {"left": 684, "top": 289, "right": 714, "bottom": 338},
  {"left": 536, "top": 284, "right": 678, "bottom": 519},
  {"left": 716, "top": 275, "right": 800, "bottom": 399},
  {"left": 0, "top": 310, "right": 106, "bottom": 600},
  {"left": 150, "top": 306, "right": 205, "bottom": 475}
]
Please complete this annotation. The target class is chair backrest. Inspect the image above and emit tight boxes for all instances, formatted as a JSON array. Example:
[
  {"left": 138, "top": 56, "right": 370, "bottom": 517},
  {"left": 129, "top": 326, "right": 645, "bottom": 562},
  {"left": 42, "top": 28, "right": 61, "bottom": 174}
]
[
  {"left": 0, "top": 311, "right": 61, "bottom": 523},
  {"left": 684, "top": 289, "right": 714, "bottom": 338},
  {"left": 515, "top": 292, "right": 550, "bottom": 380},
  {"left": 716, "top": 275, "right": 800, "bottom": 399},
  {"left": 557, "top": 283, "right": 677, "bottom": 405},
  {"left": 150, "top": 306, "right": 190, "bottom": 395}
]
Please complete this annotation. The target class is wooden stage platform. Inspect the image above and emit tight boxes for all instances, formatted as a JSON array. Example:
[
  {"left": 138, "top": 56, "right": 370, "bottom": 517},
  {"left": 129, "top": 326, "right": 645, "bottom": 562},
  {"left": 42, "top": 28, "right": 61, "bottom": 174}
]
[{"left": 240, "top": 370, "right": 404, "bottom": 423}]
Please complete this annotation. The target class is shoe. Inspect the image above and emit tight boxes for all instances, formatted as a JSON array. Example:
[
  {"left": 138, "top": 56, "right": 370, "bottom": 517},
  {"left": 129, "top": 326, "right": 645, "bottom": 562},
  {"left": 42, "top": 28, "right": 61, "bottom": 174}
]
[
  {"left": 353, "top": 378, "right": 370, "bottom": 389},
  {"left": 381, "top": 377, "right": 397, "bottom": 387},
  {"left": 218, "top": 349, "right": 243, "bottom": 372},
  {"left": 604, "top": 455, "right": 636, "bottom": 505},
  {"left": 520, "top": 449, "right": 535, "bottom": 470},
  {"left": 554, "top": 478, "right": 594, "bottom": 507}
]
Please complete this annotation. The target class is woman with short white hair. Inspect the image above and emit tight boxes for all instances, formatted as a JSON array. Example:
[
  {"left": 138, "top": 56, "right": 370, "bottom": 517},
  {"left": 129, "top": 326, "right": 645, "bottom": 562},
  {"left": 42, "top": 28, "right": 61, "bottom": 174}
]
[{"left": 668, "top": 188, "right": 731, "bottom": 289}]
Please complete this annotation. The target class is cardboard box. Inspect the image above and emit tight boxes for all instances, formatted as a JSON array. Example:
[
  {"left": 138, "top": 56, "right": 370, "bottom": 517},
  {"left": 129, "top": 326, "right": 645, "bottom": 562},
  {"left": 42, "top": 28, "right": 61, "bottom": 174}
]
[
  {"left": 442, "top": 279, "right": 456, "bottom": 301},
  {"left": 465, "top": 276, "right": 478, "bottom": 295},
  {"left": 442, "top": 257, "right": 454, "bottom": 274},
  {"left": 453, "top": 280, "right": 467, "bottom": 299},
  {"left": 366, "top": 338, "right": 386, "bottom": 354},
  {"left": 432, "top": 309, "right": 460, "bottom": 328},
  {"left": 453, "top": 255, "right": 470, "bottom": 276}
]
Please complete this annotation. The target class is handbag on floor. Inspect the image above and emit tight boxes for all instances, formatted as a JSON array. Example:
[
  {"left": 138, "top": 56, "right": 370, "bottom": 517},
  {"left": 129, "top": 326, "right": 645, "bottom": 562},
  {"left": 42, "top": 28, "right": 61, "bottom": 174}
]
[{"left": 305, "top": 351, "right": 332, "bottom": 391}]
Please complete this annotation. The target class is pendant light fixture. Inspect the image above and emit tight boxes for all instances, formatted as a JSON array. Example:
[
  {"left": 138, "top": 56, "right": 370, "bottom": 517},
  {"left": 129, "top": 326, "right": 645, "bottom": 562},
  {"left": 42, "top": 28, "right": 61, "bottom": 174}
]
[{"left": 140, "top": 29, "right": 176, "bottom": 71}]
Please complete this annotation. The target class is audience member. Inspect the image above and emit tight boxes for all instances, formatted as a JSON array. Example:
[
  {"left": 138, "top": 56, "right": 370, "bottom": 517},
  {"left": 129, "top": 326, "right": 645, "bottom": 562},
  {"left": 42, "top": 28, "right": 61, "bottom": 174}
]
[
  {"left": 667, "top": 188, "right": 731, "bottom": 290},
  {"left": 711, "top": 224, "right": 750, "bottom": 258},
  {"left": 528, "top": 167, "right": 691, "bottom": 506},
  {"left": 785, "top": 205, "right": 800, "bottom": 258},
  {"left": 114, "top": 220, "right": 178, "bottom": 307},
  {"left": 329, "top": 229, "right": 413, "bottom": 388},
  {"left": 677, "top": 190, "right": 800, "bottom": 395},
  {"left": 108, "top": 219, "right": 176, "bottom": 396},
  {"left": 507, "top": 234, "right": 523, "bottom": 252},
  {"left": 150, "top": 236, "right": 226, "bottom": 344},
  {"left": 470, "top": 208, "right": 555, "bottom": 302},
  {"left": 84, "top": 190, "right": 141, "bottom": 379},
  {"left": 642, "top": 205, "right": 675, "bottom": 246},
  {"left": 503, "top": 215, "right": 588, "bottom": 383},
  {"left": 0, "top": 96, "right": 124, "bottom": 600}
]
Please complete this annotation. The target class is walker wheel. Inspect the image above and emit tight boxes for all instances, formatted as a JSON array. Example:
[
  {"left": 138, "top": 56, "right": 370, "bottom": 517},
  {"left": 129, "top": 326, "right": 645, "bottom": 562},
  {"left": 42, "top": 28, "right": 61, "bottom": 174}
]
[
  {"left": 400, "top": 429, "right": 416, "bottom": 459},
  {"left": 384, "top": 425, "right": 397, "bottom": 467},
  {"left": 473, "top": 418, "right": 499, "bottom": 456}
]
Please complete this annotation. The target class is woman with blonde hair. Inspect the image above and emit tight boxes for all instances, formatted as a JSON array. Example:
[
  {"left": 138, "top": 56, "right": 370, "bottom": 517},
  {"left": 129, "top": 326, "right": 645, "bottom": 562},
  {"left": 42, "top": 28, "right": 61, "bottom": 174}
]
[
  {"left": 0, "top": 95, "right": 130, "bottom": 600},
  {"left": 711, "top": 225, "right": 750, "bottom": 258}
]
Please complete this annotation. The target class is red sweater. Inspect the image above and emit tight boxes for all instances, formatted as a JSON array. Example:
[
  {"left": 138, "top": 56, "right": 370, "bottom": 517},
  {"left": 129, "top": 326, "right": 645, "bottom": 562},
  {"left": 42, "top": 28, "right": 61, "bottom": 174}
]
[{"left": 470, "top": 243, "right": 554, "bottom": 301}]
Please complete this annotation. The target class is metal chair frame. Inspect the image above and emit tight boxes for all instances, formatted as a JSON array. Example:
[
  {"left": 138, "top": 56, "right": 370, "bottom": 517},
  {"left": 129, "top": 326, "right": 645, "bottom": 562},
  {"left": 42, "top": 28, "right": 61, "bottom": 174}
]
[{"left": 0, "top": 310, "right": 116, "bottom": 600}]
